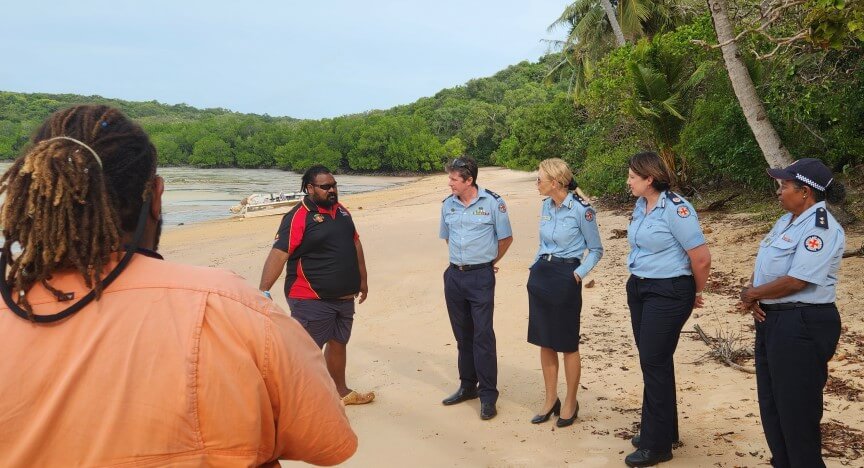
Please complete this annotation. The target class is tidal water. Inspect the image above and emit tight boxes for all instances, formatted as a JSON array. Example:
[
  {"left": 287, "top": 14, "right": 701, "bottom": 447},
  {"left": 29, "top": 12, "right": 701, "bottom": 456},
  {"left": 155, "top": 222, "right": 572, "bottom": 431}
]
[{"left": 0, "top": 163, "right": 417, "bottom": 227}]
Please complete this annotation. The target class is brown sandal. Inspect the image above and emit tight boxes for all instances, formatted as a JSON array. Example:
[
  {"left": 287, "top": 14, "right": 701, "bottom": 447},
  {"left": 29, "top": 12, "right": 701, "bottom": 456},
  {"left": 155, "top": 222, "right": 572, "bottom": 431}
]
[{"left": 341, "top": 390, "right": 375, "bottom": 405}]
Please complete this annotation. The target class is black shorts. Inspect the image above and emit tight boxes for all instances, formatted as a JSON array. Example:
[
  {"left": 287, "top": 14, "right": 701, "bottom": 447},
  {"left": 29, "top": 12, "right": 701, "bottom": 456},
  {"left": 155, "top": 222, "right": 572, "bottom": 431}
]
[{"left": 287, "top": 298, "right": 355, "bottom": 348}]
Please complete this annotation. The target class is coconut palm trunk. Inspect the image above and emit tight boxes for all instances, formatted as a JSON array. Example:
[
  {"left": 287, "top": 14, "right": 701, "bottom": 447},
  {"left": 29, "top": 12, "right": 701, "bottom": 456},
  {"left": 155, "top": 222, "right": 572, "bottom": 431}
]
[
  {"left": 600, "top": 0, "right": 627, "bottom": 47},
  {"left": 706, "top": 0, "right": 794, "bottom": 168}
]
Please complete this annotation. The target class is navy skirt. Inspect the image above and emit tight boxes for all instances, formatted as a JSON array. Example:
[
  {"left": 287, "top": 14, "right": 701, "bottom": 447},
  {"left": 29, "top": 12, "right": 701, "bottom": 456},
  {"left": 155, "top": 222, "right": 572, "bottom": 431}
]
[{"left": 527, "top": 259, "right": 583, "bottom": 352}]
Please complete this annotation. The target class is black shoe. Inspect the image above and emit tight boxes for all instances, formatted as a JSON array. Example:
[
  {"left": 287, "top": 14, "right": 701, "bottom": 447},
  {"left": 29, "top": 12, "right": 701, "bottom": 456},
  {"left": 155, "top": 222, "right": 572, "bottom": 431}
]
[
  {"left": 531, "top": 398, "right": 561, "bottom": 424},
  {"left": 480, "top": 402, "right": 497, "bottom": 420},
  {"left": 555, "top": 401, "right": 579, "bottom": 428},
  {"left": 630, "top": 433, "right": 681, "bottom": 448},
  {"left": 442, "top": 387, "right": 478, "bottom": 406},
  {"left": 624, "top": 449, "right": 673, "bottom": 467}
]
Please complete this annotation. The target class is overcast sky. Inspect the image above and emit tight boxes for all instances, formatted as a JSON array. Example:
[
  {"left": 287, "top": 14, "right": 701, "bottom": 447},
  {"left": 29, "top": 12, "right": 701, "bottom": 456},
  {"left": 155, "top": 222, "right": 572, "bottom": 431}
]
[{"left": 1, "top": 0, "right": 568, "bottom": 119}]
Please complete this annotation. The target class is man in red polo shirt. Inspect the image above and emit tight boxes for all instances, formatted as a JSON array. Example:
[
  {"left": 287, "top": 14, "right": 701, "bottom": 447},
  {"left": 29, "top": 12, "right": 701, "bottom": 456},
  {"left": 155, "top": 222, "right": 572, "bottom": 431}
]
[{"left": 259, "top": 165, "right": 374, "bottom": 405}]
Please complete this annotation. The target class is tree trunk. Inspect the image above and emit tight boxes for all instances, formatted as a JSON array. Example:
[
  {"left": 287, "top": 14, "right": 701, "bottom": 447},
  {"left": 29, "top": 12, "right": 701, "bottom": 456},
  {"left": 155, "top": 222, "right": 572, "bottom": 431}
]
[
  {"left": 706, "top": 0, "right": 794, "bottom": 168},
  {"left": 600, "top": 0, "right": 627, "bottom": 47}
]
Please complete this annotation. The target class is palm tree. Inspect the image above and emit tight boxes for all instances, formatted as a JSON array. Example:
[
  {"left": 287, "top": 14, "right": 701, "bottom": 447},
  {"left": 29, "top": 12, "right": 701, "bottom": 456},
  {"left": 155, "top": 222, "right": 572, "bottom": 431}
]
[
  {"left": 628, "top": 45, "right": 710, "bottom": 186},
  {"left": 546, "top": 0, "right": 700, "bottom": 97}
]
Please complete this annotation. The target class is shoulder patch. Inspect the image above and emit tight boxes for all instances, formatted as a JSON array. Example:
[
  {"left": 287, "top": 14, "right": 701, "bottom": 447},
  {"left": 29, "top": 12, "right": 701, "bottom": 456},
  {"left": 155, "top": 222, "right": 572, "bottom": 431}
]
[
  {"left": 669, "top": 193, "right": 685, "bottom": 205},
  {"left": 815, "top": 207, "right": 829, "bottom": 229},
  {"left": 574, "top": 195, "right": 591, "bottom": 207},
  {"left": 485, "top": 189, "right": 502, "bottom": 200},
  {"left": 804, "top": 235, "right": 824, "bottom": 252},
  {"left": 585, "top": 208, "right": 595, "bottom": 222},
  {"left": 676, "top": 206, "right": 691, "bottom": 218}
]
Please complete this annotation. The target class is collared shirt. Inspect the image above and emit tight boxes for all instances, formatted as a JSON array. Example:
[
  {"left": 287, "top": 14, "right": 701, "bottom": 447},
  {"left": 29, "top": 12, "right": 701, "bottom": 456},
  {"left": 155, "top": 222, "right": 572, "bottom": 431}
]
[
  {"left": 627, "top": 191, "right": 706, "bottom": 278},
  {"left": 273, "top": 196, "right": 360, "bottom": 300},
  {"left": 753, "top": 201, "right": 845, "bottom": 304},
  {"left": 536, "top": 194, "right": 604, "bottom": 279},
  {"left": 0, "top": 255, "right": 357, "bottom": 467},
  {"left": 440, "top": 186, "right": 513, "bottom": 265}
]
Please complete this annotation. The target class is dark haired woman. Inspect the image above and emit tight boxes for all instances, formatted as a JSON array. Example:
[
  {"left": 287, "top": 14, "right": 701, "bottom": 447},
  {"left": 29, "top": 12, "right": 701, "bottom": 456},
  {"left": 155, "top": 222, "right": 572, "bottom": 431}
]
[
  {"left": 623, "top": 152, "right": 712, "bottom": 467},
  {"left": 739, "top": 158, "right": 846, "bottom": 468},
  {"left": 527, "top": 158, "right": 603, "bottom": 428}
]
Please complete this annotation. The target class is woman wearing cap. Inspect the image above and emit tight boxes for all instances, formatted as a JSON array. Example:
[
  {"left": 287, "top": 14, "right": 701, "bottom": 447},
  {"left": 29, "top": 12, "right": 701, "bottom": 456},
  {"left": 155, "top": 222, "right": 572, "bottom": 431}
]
[
  {"left": 527, "top": 158, "right": 603, "bottom": 428},
  {"left": 739, "top": 158, "right": 846, "bottom": 468},
  {"left": 624, "top": 152, "right": 711, "bottom": 467}
]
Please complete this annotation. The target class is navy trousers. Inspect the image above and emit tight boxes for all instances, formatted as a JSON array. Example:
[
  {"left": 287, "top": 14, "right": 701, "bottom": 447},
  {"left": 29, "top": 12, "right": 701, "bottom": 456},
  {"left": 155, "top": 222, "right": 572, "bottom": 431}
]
[
  {"left": 626, "top": 275, "right": 694, "bottom": 452},
  {"left": 755, "top": 304, "right": 840, "bottom": 468},
  {"left": 444, "top": 265, "right": 498, "bottom": 404}
]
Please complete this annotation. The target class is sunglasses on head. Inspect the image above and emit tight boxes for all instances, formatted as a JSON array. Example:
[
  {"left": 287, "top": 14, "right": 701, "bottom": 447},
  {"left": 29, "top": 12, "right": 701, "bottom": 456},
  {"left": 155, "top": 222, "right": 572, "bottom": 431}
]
[
  {"left": 451, "top": 158, "right": 469, "bottom": 169},
  {"left": 311, "top": 183, "right": 337, "bottom": 191}
]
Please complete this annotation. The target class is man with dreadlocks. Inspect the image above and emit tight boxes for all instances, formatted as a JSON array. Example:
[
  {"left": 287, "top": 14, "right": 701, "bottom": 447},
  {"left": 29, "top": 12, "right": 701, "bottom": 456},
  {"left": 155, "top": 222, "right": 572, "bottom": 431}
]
[
  {"left": 259, "top": 164, "right": 374, "bottom": 406},
  {"left": 0, "top": 106, "right": 357, "bottom": 467}
]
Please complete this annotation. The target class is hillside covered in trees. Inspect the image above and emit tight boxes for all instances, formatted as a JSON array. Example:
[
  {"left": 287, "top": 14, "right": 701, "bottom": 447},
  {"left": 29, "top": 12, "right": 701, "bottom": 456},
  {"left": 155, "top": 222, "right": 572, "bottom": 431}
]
[{"left": 1, "top": 0, "right": 862, "bottom": 197}]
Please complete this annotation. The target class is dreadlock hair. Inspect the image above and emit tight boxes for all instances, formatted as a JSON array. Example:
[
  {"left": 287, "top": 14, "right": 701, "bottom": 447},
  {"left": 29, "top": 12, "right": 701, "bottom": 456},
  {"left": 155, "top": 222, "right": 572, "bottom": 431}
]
[
  {"left": 300, "top": 165, "right": 332, "bottom": 193},
  {"left": 0, "top": 105, "right": 157, "bottom": 316}
]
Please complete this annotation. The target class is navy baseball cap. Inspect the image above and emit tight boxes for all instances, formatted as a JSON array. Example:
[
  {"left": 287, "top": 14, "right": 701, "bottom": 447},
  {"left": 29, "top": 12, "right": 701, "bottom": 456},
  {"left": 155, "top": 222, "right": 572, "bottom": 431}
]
[{"left": 767, "top": 158, "right": 834, "bottom": 192}]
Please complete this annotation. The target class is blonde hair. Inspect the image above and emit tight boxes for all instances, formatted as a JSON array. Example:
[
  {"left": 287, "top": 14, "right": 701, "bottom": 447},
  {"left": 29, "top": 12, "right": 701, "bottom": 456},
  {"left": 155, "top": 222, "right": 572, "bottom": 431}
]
[{"left": 538, "top": 158, "right": 589, "bottom": 200}]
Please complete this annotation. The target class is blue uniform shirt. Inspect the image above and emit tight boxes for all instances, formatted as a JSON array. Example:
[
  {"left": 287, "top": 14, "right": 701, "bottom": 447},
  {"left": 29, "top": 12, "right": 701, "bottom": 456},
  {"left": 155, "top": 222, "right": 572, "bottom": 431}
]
[
  {"left": 440, "top": 186, "right": 513, "bottom": 265},
  {"left": 535, "top": 194, "right": 604, "bottom": 279},
  {"left": 628, "top": 191, "right": 706, "bottom": 278},
  {"left": 753, "top": 201, "right": 845, "bottom": 304}
]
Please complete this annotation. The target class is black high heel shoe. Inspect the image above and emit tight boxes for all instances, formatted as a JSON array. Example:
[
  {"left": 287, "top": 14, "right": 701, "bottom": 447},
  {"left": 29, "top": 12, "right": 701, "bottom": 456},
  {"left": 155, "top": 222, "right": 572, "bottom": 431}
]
[
  {"left": 555, "top": 401, "right": 580, "bottom": 427},
  {"left": 530, "top": 398, "right": 561, "bottom": 424}
]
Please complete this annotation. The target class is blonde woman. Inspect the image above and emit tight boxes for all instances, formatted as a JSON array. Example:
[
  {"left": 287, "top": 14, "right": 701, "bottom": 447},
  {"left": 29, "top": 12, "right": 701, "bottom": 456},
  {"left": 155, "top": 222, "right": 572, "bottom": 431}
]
[{"left": 527, "top": 158, "right": 603, "bottom": 427}]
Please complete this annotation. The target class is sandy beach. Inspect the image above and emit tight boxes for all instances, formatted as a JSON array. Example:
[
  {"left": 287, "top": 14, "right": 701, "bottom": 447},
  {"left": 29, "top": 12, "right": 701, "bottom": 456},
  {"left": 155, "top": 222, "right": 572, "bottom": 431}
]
[{"left": 161, "top": 167, "right": 864, "bottom": 467}]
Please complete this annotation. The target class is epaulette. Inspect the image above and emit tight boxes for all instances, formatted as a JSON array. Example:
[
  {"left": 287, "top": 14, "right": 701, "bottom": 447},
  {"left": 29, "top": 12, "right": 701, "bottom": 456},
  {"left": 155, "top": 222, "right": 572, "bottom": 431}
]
[
  {"left": 574, "top": 194, "right": 591, "bottom": 207},
  {"left": 669, "top": 193, "right": 685, "bottom": 205},
  {"left": 815, "top": 207, "right": 829, "bottom": 229},
  {"left": 442, "top": 194, "right": 452, "bottom": 203},
  {"left": 485, "top": 189, "right": 502, "bottom": 200}
]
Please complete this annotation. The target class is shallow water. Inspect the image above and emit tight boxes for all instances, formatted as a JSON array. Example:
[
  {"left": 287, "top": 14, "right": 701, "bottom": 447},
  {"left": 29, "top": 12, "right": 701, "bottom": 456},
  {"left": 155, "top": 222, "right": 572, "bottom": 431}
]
[{"left": 0, "top": 162, "right": 416, "bottom": 227}]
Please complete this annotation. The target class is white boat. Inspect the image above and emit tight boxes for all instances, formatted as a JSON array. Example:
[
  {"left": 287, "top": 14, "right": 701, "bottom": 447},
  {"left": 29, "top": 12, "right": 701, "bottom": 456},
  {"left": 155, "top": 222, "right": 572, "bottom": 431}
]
[{"left": 230, "top": 192, "right": 303, "bottom": 218}]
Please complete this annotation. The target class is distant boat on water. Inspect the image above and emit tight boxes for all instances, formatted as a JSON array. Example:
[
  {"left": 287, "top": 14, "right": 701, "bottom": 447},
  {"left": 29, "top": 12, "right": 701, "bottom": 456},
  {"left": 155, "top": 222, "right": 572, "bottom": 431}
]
[{"left": 229, "top": 192, "right": 303, "bottom": 218}]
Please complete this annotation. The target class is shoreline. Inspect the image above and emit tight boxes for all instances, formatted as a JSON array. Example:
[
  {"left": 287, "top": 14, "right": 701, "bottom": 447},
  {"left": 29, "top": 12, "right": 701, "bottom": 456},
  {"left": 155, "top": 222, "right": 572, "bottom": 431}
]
[{"left": 161, "top": 168, "right": 864, "bottom": 467}]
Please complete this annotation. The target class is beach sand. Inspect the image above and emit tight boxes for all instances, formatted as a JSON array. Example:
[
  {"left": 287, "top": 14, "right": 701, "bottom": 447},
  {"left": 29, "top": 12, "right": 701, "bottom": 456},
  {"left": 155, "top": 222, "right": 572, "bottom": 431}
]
[{"left": 161, "top": 167, "right": 864, "bottom": 467}]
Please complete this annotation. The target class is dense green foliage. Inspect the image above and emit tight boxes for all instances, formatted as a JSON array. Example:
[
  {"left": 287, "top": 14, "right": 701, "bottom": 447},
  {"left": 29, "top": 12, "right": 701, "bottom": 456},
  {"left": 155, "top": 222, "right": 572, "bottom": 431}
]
[{"left": 1, "top": 0, "right": 862, "bottom": 197}]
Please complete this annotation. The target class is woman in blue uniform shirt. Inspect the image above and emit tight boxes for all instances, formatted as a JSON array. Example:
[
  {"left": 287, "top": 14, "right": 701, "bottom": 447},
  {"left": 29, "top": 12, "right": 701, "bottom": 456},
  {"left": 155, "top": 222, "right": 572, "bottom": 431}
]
[
  {"left": 527, "top": 158, "right": 603, "bottom": 428},
  {"left": 624, "top": 152, "right": 711, "bottom": 467},
  {"left": 739, "top": 158, "right": 846, "bottom": 468}
]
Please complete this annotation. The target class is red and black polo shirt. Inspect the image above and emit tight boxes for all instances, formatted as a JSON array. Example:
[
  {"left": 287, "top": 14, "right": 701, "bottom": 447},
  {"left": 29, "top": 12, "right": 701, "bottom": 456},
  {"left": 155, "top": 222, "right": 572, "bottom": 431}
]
[{"left": 273, "top": 196, "right": 360, "bottom": 300}]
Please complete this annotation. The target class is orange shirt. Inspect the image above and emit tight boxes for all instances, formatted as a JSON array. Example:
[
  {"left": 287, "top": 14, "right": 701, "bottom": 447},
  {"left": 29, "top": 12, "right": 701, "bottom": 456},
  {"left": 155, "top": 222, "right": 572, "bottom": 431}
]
[{"left": 0, "top": 254, "right": 357, "bottom": 467}]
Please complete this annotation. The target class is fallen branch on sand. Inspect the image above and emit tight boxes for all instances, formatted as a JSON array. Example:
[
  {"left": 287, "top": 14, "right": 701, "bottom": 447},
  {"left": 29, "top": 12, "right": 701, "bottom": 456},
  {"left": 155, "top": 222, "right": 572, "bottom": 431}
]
[
  {"left": 693, "top": 324, "right": 755, "bottom": 374},
  {"left": 844, "top": 243, "right": 864, "bottom": 258},
  {"left": 701, "top": 193, "right": 742, "bottom": 212}
]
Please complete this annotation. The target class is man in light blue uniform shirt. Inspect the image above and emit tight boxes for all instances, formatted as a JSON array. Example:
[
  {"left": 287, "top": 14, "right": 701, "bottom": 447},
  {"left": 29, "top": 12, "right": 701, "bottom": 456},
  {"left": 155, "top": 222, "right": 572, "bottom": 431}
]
[
  {"left": 739, "top": 158, "right": 846, "bottom": 468},
  {"left": 439, "top": 157, "right": 513, "bottom": 421},
  {"left": 536, "top": 193, "right": 603, "bottom": 279}
]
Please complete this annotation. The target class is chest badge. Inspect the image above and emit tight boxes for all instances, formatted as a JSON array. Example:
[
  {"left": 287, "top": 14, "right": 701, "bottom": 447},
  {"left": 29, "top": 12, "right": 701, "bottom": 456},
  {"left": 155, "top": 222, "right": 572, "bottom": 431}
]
[
  {"left": 313, "top": 214, "right": 325, "bottom": 223},
  {"left": 804, "top": 235, "right": 824, "bottom": 252},
  {"left": 676, "top": 206, "right": 690, "bottom": 218},
  {"left": 474, "top": 208, "right": 490, "bottom": 216}
]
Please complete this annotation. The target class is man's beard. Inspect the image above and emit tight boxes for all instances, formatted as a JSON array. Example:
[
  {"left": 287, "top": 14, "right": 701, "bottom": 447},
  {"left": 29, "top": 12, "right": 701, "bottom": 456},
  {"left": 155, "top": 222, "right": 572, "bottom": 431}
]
[{"left": 316, "top": 193, "right": 338, "bottom": 208}]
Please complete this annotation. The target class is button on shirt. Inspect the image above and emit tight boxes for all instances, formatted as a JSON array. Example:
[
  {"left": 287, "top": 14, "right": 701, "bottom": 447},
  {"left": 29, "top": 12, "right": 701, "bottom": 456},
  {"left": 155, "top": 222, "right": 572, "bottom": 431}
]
[
  {"left": 440, "top": 187, "right": 513, "bottom": 265},
  {"left": 628, "top": 191, "right": 706, "bottom": 278},
  {"left": 753, "top": 201, "right": 845, "bottom": 304},
  {"left": 536, "top": 194, "right": 604, "bottom": 279}
]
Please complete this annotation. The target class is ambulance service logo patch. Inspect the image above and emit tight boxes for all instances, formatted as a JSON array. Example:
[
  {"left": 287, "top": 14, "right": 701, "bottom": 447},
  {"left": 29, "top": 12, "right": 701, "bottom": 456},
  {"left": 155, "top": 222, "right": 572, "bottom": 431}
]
[
  {"left": 804, "top": 235, "right": 824, "bottom": 252},
  {"left": 498, "top": 203, "right": 507, "bottom": 213},
  {"left": 585, "top": 209, "right": 595, "bottom": 222},
  {"left": 677, "top": 206, "right": 690, "bottom": 218}
]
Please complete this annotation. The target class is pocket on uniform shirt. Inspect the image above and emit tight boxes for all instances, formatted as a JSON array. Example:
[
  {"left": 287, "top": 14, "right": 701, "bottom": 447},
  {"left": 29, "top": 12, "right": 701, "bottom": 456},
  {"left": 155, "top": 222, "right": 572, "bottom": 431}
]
[{"left": 760, "top": 238, "right": 796, "bottom": 277}]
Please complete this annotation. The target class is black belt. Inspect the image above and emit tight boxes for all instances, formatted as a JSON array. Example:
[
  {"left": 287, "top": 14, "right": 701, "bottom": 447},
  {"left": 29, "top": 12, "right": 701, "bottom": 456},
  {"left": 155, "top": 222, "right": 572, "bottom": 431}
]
[
  {"left": 450, "top": 262, "right": 493, "bottom": 271},
  {"left": 539, "top": 254, "right": 581, "bottom": 265},
  {"left": 759, "top": 302, "right": 833, "bottom": 311}
]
